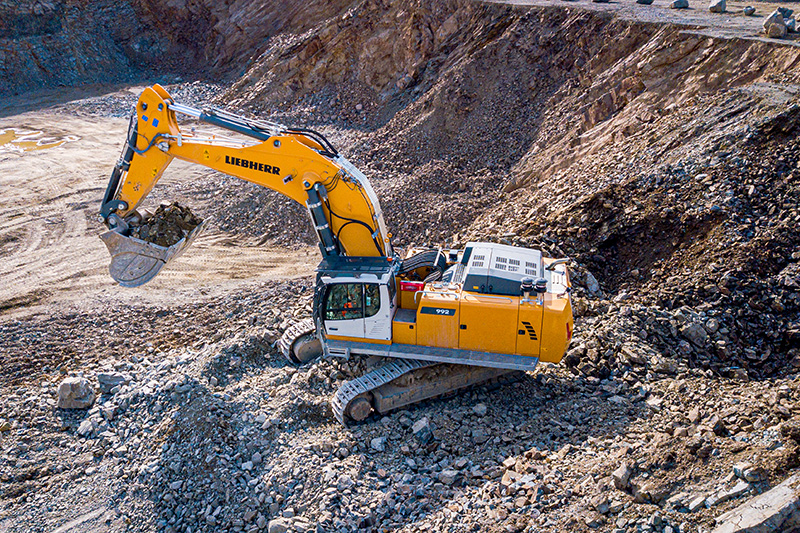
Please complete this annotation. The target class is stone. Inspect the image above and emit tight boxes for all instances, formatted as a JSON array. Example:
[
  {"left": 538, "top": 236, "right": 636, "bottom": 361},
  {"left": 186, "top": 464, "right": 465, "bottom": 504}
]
[
  {"left": 733, "top": 463, "right": 764, "bottom": 482},
  {"left": 670, "top": 0, "right": 689, "bottom": 8},
  {"left": 763, "top": 10, "right": 786, "bottom": 31},
  {"left": 636, "top": 0, "right": 655, "bottom": 4},
  {"left": 585, "top": 271, "right": 602, "bottom": 296},
  {"left": 592, "top": 493, "right": 610, "bottom": 514},
  {"left": 778, "top": 7, "right": 794, "bottom": 18},
  {"left": 241, "top": 461, "right": 253, "bottom": 471},
  {"left": 712, "top": 474, "right": 800, "bottom": 533},
  {"left": 370, "top": 437, "right": 387, "bottom": 452},
  {"left": 0, "top": 419, "right": 10, "bottom": 432},
  {"left": 633, "top": 481, "right": 668, "bottom": 504},
  {"left": 411, "top": 417, "right": 433, "bottom": 444},
  {"left": 472, "top": 428, "right": 489, "bottom": 444},
  {"left": 767, "top": 23, "right": 788, "bottom": 38},
  {"left": 472, "top": 403, "right": 487, "bottom": 416},
  {"left": 709, "top": 0, "right": 725, "bottom": 13},
  {"left": 439, "top": 469, "right": 459, "bottom": 485},
  {"left": 77, "top": 418, "right": 96, "bottom": 437},
  {"left": 718, "top": 480, "right": 751, "bottom": 502},
  {"left": 689, "top": 495, "right": 707, "bottom": 512},
  {"left": 57, "top": 377, "right": 96, "bottom": 409},
  {"left": 612, "top": 462, "right": 633, "bottom": 490},
  {"left": 787, "top": 18, "right": 796, "bottom": 32},
  {"left": 337, "top": 475, "right": 354, "bottom": 491},
  {"left": 681, "top": 323, "right": 709, "bottom": 347},
  {"left": 744, "top": 5, "right": 755, "bottom": 16},
  {"left": 97, "top": 372, "right": 129, "bottom": 394},
  {"left": 708, "top": 414, "right": 726, "bottom": 435},
  {"left": 268, "top": 518, "right": 292, "bottom": 533},
  {"left": 252, "top": 452, "right": 262, "bottom": 465},
  {"left": 689, "top": 407, "right": 702, "bottom": 424}
]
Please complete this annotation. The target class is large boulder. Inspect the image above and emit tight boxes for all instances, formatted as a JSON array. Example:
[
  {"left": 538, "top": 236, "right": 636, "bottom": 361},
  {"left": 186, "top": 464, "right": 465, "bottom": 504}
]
[
  {"left": 766, "top": 23, "right": 788, "bottom": 38},
  {"left": 713, "top": 474, "right": 800, "bottom": 533},
  {"left": 709, "top": 0, "right": 725, "bottom": 13},
  {"left": 57, "top": 377, "right": 96, "bottom": 409},
  {"left": 763, "top": 10, "right": 787, "bottom": 38}
]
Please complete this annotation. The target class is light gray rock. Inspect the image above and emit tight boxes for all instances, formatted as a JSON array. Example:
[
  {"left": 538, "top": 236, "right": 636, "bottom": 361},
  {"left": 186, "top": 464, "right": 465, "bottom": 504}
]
[
  {"left": 268, "top": 518, "right": 291, "bottom": 533},
  {"left": 252, "top": 452, "right": 262, "bottom": 465},
  {"left": 337, "top": 474, "right": 354, "bottom": 491},
  {"left": 670, "top": 0, "right": 689, "bottom": 8},
  {"left": 713, "top": 474, "right": 800, "bottom": 533},
  {"left": 709, "top": 0, "right": 725, "bottom": 13},
  {"left": 689, "top": 495, "right": 707, "bottom": 512},
  {"left": 743, "top": 5, "right": 755, "bottom": 16},
  {"left": 77, "top": 418, "right": 96, "bottom": 437},
  {"left": 412, "top": 417, "right": 433, "bottom": 444},
  {"left": 97, "top": 372, "right": 129, "bottom": 394},
  {"left": 472, "top": 403, "right": 488, "bottom": 416},
  {"left": 763, "top": 10, "right": 786, "bottom": 31},
  {"left": 439, "top": 469, "right": 459, "bottom": 485},
  {"left": 585, "top": 271, "right": 602, "bottom": 296},
  {"left": 57, "top": 377, "right": 96, "bottom": 409},
  {"left": 370, "top": 437, "right": 387, "bottom": 452},
  {"left": 613, "top": 462, "right": 633, "bottom": 490}
]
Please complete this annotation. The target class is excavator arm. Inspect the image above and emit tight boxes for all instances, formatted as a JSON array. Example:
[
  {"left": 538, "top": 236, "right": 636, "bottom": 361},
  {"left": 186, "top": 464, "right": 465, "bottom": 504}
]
[{"left": 99, "top": 85, "right": 392, "bottom": 286}]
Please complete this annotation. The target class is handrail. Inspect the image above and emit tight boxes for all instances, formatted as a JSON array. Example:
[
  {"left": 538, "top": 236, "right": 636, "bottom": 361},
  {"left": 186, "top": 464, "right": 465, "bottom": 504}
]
[
  {"left": 414, "top": 290, "right": 460, "bottom": 303},
  {"left": 464, "top": 293, "right": 514, "bottom": 303},
  {"left": 545, "top": 258, "right": 570, "bottom": 271}
]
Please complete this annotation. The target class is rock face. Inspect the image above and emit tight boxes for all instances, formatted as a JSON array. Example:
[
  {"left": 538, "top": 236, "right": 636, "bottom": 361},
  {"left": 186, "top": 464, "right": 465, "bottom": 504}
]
[
  {"left": 709, "top": 0, "right": 725, "bottom": 13},
  {"left": 670, "top": 0, "right": 689, "bottom": 9},
  {"left": 57, "top": 377, "right": 95, "bottom": 409},
  {"left": 712, "top": 474, "right": 800, "bottom": 533}
]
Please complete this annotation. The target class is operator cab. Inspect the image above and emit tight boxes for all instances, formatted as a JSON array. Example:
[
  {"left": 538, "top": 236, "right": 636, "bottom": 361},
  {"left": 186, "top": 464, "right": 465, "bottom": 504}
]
[{"left": 314, "top": 257, "right": 398, "bottom": 342}]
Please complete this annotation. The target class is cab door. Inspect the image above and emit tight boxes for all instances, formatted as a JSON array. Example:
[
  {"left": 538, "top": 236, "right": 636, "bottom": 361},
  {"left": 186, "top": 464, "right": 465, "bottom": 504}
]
[
  {"left": 363, "top": 283, "right": 392, "bottom": 341},
  {"left": 323, "top": 283, "right": 365, "bottom": 339}
]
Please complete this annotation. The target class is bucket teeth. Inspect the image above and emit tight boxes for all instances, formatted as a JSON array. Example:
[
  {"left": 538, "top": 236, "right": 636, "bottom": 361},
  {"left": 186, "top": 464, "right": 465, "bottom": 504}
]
[{"left": 99, "top": 221, "right": 205, "bottom": 287}]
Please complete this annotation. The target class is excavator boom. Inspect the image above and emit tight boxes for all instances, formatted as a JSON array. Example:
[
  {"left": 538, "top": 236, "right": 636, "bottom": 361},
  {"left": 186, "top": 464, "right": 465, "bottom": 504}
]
[{"left": 99, "top": 85, "right": 391, "bottom": 286}]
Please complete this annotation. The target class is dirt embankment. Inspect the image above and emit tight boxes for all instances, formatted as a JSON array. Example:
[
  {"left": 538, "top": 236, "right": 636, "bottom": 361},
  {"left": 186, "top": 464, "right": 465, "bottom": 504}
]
[{"left": 219, "top": 0, "right": 800, "bottom": 378}]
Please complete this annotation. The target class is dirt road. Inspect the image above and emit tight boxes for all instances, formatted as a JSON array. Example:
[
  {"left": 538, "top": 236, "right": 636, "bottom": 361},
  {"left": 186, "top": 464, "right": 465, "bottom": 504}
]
[{"left": 0, "top": 109, "right": 318, "bottom": 324}]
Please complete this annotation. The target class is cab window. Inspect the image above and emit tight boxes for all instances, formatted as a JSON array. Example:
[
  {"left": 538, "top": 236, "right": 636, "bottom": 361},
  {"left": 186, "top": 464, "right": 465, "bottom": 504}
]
[
  {"left": 325, "top": 284, "right": 363, "bottom": 320},
  {"left": 364, "top": 284, "right": 380, "bottom": 318}
]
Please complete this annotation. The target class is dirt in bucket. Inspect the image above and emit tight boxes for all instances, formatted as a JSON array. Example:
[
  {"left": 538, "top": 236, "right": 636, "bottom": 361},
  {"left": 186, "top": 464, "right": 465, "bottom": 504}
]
[{"left": 129, "top": 202, "right": 203, "bottom": 247}]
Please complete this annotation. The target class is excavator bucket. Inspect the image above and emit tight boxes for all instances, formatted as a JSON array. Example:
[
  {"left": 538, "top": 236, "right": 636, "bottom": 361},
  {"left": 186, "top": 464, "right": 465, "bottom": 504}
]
[{"left": 99, "top": 221, "right": 206, "bottom": 288}]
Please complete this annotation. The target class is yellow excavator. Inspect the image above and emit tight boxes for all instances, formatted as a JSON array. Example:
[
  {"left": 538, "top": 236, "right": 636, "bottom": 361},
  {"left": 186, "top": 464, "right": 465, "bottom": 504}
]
[{"left": 99, "top": 85, "right": 573, "bottom": 424}]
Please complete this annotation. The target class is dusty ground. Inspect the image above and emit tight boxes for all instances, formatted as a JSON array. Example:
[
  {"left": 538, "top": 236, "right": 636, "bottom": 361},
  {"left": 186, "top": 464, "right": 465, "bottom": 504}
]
[{"left": 2, "top": 0, "right": 800, "bottom": 532}]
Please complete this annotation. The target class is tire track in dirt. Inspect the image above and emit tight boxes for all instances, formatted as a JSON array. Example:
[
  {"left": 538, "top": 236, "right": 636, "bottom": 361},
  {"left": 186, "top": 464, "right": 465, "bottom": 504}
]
[{"left": 0, "top": 110, "right": 319, "bottom": 322}]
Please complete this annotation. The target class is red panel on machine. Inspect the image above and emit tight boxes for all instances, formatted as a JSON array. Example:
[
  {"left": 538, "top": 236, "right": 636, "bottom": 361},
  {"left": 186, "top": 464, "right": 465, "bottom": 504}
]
[{"left": 400, "top": 281, "right": 425, "bottom": 292}]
